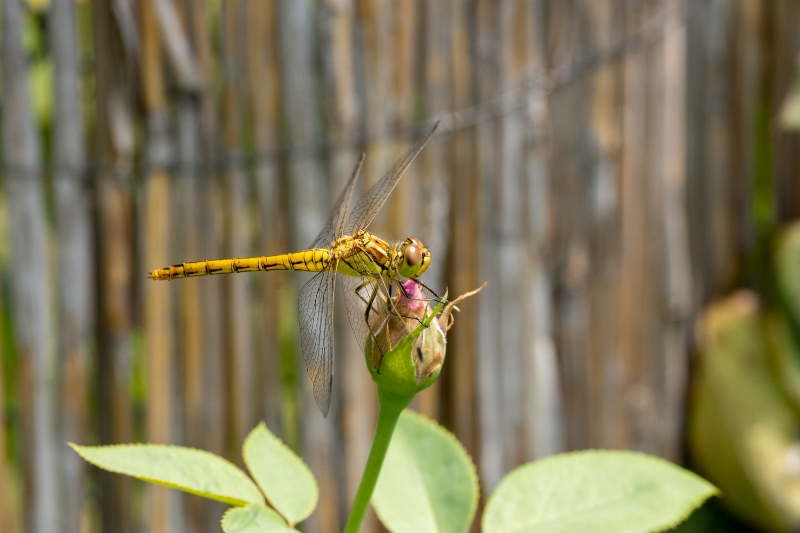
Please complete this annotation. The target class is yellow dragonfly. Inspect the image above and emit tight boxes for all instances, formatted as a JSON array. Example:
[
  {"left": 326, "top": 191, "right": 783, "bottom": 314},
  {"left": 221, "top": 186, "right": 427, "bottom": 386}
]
[{"left": 150, "top": 122, "right": 440, "bottom": 416}]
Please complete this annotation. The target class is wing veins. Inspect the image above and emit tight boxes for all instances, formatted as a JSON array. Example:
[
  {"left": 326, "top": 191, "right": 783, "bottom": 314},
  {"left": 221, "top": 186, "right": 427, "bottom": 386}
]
[
  {"left": 310, "top": 153, "right": 365, "bottom": 249},
  {"left": 298, "top": 268, "right": 337, "bottom": 417},
  {"left": 343, "top": 121, "right": 439, "bottom": 235}
]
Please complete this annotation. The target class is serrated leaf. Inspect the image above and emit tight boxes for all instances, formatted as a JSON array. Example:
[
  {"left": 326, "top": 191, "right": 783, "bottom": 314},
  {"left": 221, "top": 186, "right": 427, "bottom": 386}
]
[
  {"left": 483, "top": 450, "right": 718, "bottom": 533},
  {"left": 242, "top": 423, "right": 318, "bottom": 525},
  {"left": 221, "top": 504, "right": 300, "bottom": 533},
  {"left": 70, "top": 443, "right": 263, "bottom": 506},
  {"left": 372, "top": 410, "right": 478, "bottom": 533}
]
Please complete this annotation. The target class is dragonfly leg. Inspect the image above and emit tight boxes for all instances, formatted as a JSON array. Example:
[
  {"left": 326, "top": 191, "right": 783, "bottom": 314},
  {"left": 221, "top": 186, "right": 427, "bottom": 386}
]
[
  {"left": 397, "top": 279, "right": 443, "bottom": 312},
  {"left": 364, "top": 281, "right": 379, "bottom": 326},
  {"left": 352, "top": 277, "right": 383, "bottom": 341},
  {"left": 412, "top": 279, "right": 441, "bottom": 300},
  {"left": 352, "top": 277, "right": 378, "bottom": 308},
  {"left": 399, "top": 279, "right": 443, "bottom": 308}
]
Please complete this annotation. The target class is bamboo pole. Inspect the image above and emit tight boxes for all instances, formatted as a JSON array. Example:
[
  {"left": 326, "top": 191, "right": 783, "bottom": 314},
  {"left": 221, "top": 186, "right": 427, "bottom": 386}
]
[
  {"left": 637, "top": 0, "right": 668, "bottom": 456},
  {"left": 626, "top": 0, "right": 693, "bottom": 459},
  {"left": 585, "top": 0, "right": 622, "bottom": 451},
  {"left": 496, "top": 0, "right": 530, "bottom": 470},
  {"left": 685, "top": 0, "right": 738, "bottom": 304},
  {"left": 474, "top": 0, "right": 505, "bottom": 493},
  {"left": 545, "top": 0, "right": 594, "bottom": 454},
  {"left": 91, "top": 0, "right": 136, "bottom": 527},
  {"left": 730, "top": 1, "right": 761, "bottom": 269},
  {"left": 246, "top": 0, "right": 283, "bottom": 439},
  {"left": 169, "top": 2, "right": 209, "bottom": 531},
  {"left": 655, "top": 0, "right": 692, "bottom": 461},
  {"left": 358, "top": 0, "right": 391, "bottom": 203},
  {"left": 50, "top": 0, "right": 93, "bottom": 530},
  {"left": 617, "top": 0, "right": 648, "bottom": 452},
  {"left": 175, "top": 96, "right": 206, "bottom": 533},
  {"left": 770, "top": 0, "right": 799, "bottom": 223},
  {"left": 139, "top": 0, "right": 179, "bottom": 531},
  {"left": 521, "top": 0, "right": 560, "bottom": 460},
  {"left": 173, "top": 0, "right": 203, "bottom": 460},
  {"left": 1, "top": 1, "right": 58, "bottom": 533},
  {"left": 151, "top": 0, "right": 201, "bottom": 91},
  {"left": 385, "top": 0, "right": 418, "bottom": 240},
  {"left": 279, "top": 2, "right": 338, "bottom": 531},
  {"left": 220, "top": 0, "right": 256, "bottom": 460},
  {"left": 441, "top": 0, "right": 481, "bottom": 462},
  {"left": 415, "top": 0, "right": 449, "bottom": 421},
  {"left": 183, "top": 0, "right": 228, "bottom": 527}
]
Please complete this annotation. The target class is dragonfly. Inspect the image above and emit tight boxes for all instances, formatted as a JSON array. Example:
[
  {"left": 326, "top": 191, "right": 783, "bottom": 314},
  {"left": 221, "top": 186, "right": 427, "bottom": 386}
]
[{"left": 149, "top": 121, "right": 440, "bottom": 417}]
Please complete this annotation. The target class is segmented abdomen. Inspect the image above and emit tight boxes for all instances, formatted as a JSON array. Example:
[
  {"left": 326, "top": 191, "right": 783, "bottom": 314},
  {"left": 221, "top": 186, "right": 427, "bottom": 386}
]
[{"left": 149, "top": 249, "right": 333, "bottom": 280}]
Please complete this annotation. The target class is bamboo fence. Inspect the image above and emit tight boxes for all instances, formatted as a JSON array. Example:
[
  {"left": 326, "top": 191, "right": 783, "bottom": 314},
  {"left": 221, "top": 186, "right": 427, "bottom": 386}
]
[{"left": 0, "top": 0, "right": 799, "bottom": 532}]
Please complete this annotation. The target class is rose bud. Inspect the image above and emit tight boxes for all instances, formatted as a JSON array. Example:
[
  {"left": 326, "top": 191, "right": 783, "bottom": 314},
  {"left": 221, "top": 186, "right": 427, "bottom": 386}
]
[{"left": 365, "top": 281, "right": 486, "bottom": 397}]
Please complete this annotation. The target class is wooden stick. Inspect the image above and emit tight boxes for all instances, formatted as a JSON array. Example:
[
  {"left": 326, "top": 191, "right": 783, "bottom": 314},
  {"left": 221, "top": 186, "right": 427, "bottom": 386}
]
[
  {"left": 51, "top": 0, "right": 92, "bottom": 530},
  {"left": 140, "top": 0, "right": 179, "bottom": 530},
  {"left": 1, "top": 1, "right": 58, "bottom": 532}
]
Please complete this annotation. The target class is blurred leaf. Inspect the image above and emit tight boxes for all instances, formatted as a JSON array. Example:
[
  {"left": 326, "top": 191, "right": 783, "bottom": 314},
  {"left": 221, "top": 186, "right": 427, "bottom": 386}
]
[
  {"left": 780, "top": 57, "right": 800, "bottom": 130},
  {"left": 31, "top": 59, "right": 52, "bottom": 129},
  {"left": 772, "top": 222, "right": 800, "bottom": 408},
  {"left": 688, "top": 292, "right": 800, "bottom": 531},
  {"left": 775, "top": 222, "right": 800, "bottom": 322},
  {"left": 70, "top": 443, "right": 264, "bottom": 506},
  {"left": 25, "top": 0, "right": 50, "bottom": 12},
  {"left": 372, "top": 410, "right": 478, "bottom": 533},
  {"left": 221, "top": 504, "right": 299, "bottom": 533},
  {"left": 482, "top": 450, "right": 717, "bottom": 533},
  {"left": 242, "top": 423, "right": 317, "bottom": 525}
]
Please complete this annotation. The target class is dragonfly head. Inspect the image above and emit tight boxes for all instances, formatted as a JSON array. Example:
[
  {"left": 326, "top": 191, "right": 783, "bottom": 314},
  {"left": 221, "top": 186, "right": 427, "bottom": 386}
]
[{"left": 399, "top": 237, "right": 431, "bottom": 278}]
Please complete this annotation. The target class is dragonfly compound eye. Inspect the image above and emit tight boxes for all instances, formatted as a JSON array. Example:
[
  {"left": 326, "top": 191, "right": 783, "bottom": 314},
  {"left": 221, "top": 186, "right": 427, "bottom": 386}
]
[{"left": 404, "top": 244, "right": 422, "bottom": 267}]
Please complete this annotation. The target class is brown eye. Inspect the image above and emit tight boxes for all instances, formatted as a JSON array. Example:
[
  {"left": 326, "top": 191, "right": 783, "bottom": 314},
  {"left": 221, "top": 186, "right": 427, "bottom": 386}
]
[
  {"left": 409, "top": 237, "right": 423, "bottom": 248},
  {"left": 404, "top": 245, "right": 422, "bottom": 266}
]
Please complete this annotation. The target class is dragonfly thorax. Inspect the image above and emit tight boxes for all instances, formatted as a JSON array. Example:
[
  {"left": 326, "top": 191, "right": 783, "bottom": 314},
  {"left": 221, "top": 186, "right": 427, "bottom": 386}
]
[{"left": 331, "top": 232, "right": 430, "bottom": 280}]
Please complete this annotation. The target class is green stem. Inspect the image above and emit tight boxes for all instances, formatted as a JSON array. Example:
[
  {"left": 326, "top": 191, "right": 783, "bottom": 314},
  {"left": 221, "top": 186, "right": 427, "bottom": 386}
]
[{"left": 343, "top": 387, "right": 412, "bottom": 533}]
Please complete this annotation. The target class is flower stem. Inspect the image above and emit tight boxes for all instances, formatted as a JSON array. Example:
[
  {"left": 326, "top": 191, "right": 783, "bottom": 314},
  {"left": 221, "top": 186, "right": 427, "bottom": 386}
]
[{"left": 343, "top": 387, "right": 412, "bottom": 533}]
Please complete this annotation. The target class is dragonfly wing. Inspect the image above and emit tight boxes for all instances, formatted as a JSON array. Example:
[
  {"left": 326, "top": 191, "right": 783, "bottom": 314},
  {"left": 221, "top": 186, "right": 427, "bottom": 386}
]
[
  {"left": 343, "top": 121, "right": 439, "bottom": 235},
  {"left": 341, "top": 273, "right": 389, "bottom": 355},
  {"left": 298, "top": 269, "right": 337, "bottom": 417},
  {"left": 310, "top": 153, "right": 365, "bottom": 249}
]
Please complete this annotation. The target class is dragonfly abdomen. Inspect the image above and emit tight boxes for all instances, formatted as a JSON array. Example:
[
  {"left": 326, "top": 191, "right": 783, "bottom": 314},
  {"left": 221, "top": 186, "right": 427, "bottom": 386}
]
[{"left": 149, "top": 249, "right": 334, "bottom": 280}]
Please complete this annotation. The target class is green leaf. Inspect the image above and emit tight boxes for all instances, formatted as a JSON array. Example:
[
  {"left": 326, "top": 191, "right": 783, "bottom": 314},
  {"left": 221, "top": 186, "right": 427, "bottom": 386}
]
[
  {"left": 70, "top": 443, "right": 263, "bottom": 506},
  {"left": 483, "top": 450, "right": 718, "bottom": 533},
  {"left": 372, "top": 410, "right": 478, "bottom": 533},
  {"left": 242, "top": 423, "right": 318, "bottom": 525},
  {"left": 221, "top": 504, "right": 300, "bottom": 533}
]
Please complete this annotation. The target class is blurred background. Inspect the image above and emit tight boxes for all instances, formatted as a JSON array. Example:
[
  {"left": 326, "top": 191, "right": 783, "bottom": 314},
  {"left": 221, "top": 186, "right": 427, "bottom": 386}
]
[{"left": 3, "top": 0, "right": 800, "bottom": 532}]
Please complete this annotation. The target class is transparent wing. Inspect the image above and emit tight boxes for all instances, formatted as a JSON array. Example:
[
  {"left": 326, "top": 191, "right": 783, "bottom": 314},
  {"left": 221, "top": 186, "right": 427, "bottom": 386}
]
[
  {"left": 309, "top": 153, "right": 365, "bottom": 249},
  {"left": 341, "top": 272, "right": 389, "bottom": 356},
  {"left": 298, "top": 268, "right": 337, "bottom": 417},
  {"left": 343, "top": 122, "right": 439, "bottom": 235}
]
